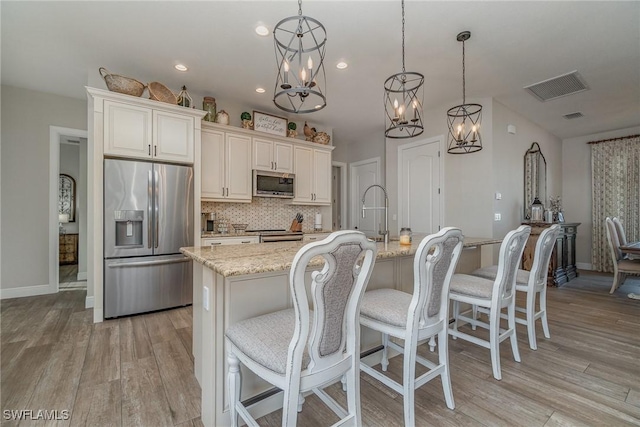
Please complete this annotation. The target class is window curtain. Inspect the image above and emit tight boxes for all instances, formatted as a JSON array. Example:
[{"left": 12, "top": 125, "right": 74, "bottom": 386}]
[{"left": 591, "top": 135, "right": 640, "bottom": 272}]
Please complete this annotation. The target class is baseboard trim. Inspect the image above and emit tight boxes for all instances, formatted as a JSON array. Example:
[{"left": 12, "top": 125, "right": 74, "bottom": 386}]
[
  {"left": 576, "top": 262, "right": 592, "bottom": 271},
  {"left": 85, "top": 296, "right": 94, "bottom": 309},
  {"left": 0, "top": 284, "right": 55, "bottom": 299},
  {"left": 77, "top": 271, "right": 88, "bottom": 281}
]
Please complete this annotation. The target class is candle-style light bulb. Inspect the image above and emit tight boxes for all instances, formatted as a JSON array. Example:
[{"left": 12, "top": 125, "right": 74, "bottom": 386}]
[
  {"left": 412, "top": 99, "right": 418, "bottom": 121},
  {"left": 307, "top": 57, "right": 314, "bottom": 83},
  {"left": 456, "top": 123, "right": 463, "bottom": 141},
  {"left": 283, "top": 60, "right": 289, "bottom": 84},
  {"left": 471, "top": 124, "right": 478, "bottom": 142},
  {"left": 301, "top": 68, "right": 307, "bottom": 84},
  {"left": 393, "top": 99, "right": 399, "bottom": 120}
]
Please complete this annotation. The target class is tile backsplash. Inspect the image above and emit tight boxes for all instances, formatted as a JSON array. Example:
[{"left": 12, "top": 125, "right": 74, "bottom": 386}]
[{"left": 202, "top": 198, "right": 321, "bottom": 232}]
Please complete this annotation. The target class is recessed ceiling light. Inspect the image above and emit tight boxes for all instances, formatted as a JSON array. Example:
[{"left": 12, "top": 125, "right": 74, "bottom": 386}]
[
  {"left": 256, "top": 87, "right": 266, "bottom": 93},
  {"left": 336, "top": 62, "right": 348, "bottom": 69},
  {"left": 255, "top": 25, "right": 269, "bottom": 36},
  {"left": 174, "top": 64, "right": 188, "bottom": 72}
]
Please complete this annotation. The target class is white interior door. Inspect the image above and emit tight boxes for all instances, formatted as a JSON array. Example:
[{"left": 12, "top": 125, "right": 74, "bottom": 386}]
[
  {"left": 350, "top": 157, "right": 380, "bottom": 237},
  {"left": 398, "top": 138, "right": 441, "bottom": 233}
]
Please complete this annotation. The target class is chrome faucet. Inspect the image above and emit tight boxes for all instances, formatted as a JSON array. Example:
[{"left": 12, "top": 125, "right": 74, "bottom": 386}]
[{"left": 361, "top": 184, "right": 389, "bottom": 245}]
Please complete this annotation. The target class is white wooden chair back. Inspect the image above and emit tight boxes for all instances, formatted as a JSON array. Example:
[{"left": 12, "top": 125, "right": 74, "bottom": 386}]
[
  {"left": 287, "top": 230, "right": 377, "bottom": 376},
  {"left": 528, "top": 224, "right": 561, "bottom": 289},
  {"left": 493, "top": 225, "right": 531, "bottom": 303},
  {"left": 411, "top": 227, "right": 464, "bottom": 330}
]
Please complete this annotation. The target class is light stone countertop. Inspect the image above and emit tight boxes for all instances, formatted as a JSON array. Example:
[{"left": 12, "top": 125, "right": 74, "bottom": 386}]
[{"left": 181, "top": 236, "right": 501, "bottom": 278}]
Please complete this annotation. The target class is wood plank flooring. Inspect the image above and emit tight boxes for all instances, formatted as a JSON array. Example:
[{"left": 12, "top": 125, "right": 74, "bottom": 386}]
[{"left": 1, "top": 273, "right": 639, "bottom": 426}]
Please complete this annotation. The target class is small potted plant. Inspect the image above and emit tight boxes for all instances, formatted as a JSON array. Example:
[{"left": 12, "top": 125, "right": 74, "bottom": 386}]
[
  {"left": 240, "top": 112, "right": 253, "bottom": 129},
  {"left": 287, "top": 121, "right": 297, "bottom": 138}
]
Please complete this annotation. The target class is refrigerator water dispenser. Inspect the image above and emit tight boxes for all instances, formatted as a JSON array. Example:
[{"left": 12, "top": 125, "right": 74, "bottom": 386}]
[{"left": 114, "top": 210, "right": 144, "bottom": 248}]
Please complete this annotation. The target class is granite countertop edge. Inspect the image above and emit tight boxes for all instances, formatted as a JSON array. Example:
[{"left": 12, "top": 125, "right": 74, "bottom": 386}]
[{"left": 182, "top": 236, "right": 501, "bottom": 278}]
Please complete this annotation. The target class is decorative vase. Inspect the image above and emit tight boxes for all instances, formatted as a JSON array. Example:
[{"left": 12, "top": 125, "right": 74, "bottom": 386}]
[
  {"left": 203, "top": 97, "right": 216, "bottom": 122},
  {"left": 242, "top": 119, "right": 253, "bottom": 129},
  {"left": 215, "top": 110, "right": 230, "bottom": 125}
]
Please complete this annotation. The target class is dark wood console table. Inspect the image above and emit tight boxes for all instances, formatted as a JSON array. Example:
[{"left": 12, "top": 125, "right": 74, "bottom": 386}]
[{"left": 522, "top": 222, "right": 580, "bottom": 286}]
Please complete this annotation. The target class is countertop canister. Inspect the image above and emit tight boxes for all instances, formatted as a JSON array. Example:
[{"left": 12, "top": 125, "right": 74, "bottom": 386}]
[{"left": 203, "top": 97, "right": 216, "bottom": 122}]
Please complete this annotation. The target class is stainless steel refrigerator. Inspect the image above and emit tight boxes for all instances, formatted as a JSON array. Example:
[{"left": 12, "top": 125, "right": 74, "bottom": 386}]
[{"left": 104, "top": 158, "right": 193, "bottom": 318}]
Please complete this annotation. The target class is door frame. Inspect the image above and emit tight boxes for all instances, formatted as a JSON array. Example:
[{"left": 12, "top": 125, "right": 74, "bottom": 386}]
[
  {"left": 49, "top": 126, "right": 88, "bottom": 296},
  {"left": 397, "top": 135, "right": 444, "bottom": 233},
  {"left": 349, "top": 157, "right": 381, "bottom": 230},
  {"left": 332, "top": 161, "right": 348, "bottom": 230}
]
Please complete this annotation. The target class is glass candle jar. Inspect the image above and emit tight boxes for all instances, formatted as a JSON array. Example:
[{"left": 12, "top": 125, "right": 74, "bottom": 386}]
[
  {"left": 399, "top": 227, "right": 412, "bottom": 245},
  {"left": 203, "top": 97, "right": 216, "bottom": 122},
  {"left": 530, "top": 197, "right": 544, "bottom": 222}
]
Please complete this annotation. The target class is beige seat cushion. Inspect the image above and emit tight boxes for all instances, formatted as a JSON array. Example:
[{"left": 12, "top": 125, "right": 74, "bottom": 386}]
[
  {"left": 225, "top": 308, "right": 310, "bottom": 375},
  {"left": 360, "top": 288, "right": 412, "bottom": 328},
  {"left": 471, "top": 265, "right": 530, "bottom": 285},
  {"left": 450, "top": 274, "right": 493, "bottom": 299}
]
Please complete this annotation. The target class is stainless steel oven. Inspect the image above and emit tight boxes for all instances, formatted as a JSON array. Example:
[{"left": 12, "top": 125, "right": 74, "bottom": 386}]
[{"left": 247, "top": 229, "right": 303, "bottom": 243}]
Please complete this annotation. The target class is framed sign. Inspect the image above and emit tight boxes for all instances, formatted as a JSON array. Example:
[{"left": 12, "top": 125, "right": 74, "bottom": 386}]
[{"left": 253, "top": 111, "right": 287, "bottom": 137}]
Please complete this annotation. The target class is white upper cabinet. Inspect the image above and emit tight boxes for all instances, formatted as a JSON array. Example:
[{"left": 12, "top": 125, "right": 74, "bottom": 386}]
[
  {"left": 252, "top": 137, "right": 293, "bottom": 173},
  {"left": 103, "top": 97, "right": 198, "bottom": 164},
  {"left": 201, "top": 129, "right": 225, "bottom": 200},
  {"left": 293, "top": 145, "right": 332, "bottom": 205},
  {"left": 201, "top": 127, "right": 252, "bottom": 203},
  {"left": 104, "top": 100, "right": 152, "bottom": 160},
  {"left": 153, "top": 110, "right": 194, "bottom": 163}
]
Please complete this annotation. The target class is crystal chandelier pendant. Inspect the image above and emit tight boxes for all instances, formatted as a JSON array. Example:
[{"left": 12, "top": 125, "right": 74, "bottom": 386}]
[{"left": 273, "top": 0, "right": 327, "bottom": 114}]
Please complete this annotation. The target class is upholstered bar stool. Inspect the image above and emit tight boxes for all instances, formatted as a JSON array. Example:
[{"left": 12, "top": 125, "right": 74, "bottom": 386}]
[
  {"left": 448, "top": 225, "right": 531, "bottom": 380},
  {"left": 225, "top": 230, "right": 377, "bottom": 427},
  {"left": 359, "top": 228, "right": 464, "bottom": 426},
  {"left": 471, "top": 224, "right": 560, "bottom": 350}
]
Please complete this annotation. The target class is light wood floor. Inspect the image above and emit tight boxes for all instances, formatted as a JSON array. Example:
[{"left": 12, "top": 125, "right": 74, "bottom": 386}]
[{"left": 1, "top": 273, "right": 639, "bottom": 426}]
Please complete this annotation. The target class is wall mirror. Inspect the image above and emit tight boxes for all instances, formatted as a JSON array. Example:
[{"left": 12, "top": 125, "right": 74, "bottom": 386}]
[
  {"left": 59, "top": 174, "right": 76, "bottom": 222},
  {"left": 523, "top": 142, "right": 547, "bottom": 219}
]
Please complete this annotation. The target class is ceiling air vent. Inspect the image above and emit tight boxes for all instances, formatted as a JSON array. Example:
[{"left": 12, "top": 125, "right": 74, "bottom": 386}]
[
  {"left": 563, "top": 112, "right": 584, "bottom": 120},
  {"left": 524, "top": 70, "right": 589, "bottom": 102}
]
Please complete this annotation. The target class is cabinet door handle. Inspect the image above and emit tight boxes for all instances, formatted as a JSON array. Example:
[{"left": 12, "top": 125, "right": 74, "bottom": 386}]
[
  {"left": 274, "top": 162, "right": 277, "bottom": 170},
  {"left": 154, "top": 145, "right": 157, "bottom": 157},
  {"left": 222, "top": 187, "right": 225, "bottom": 197},
  {"left": 210, "top": 242, "right": 222, "bottom": 246},
  {"left": 271, "top": 161, "right": 274, "bottom": 170},
  {"left": 241, "top": 241, "right": 251, "bottom": 244},
  {"left": 148, "top": 144, "right": 151, "bottom": 156}
]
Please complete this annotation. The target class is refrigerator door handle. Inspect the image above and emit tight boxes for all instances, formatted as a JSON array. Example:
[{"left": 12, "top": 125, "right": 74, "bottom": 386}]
[
  {"left": 154, "top": 169, "right": 159, "bottom": 249},
  {"left": 148, "top": 170, "right": 153, "bottom": 248},
  {"left": 107, "top": 257, "right": 191, "bottom": 268}
]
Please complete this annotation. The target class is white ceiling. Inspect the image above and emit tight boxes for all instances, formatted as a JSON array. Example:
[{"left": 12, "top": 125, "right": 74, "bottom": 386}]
[{"left": 2, "top": 1, "right": 639, "bottom": 145}]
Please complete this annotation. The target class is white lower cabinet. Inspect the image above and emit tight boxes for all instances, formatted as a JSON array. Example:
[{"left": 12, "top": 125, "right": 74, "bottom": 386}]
[
  {"left": 293, "top": 146, "right": 332, "bottom": 205},
  {"left": 302, "top": 233, "right": 331, "bottom": 242},
  {"left": 201, "top": 127, "right": 252, "bottom": 202},
  {"left": 201, "top": 236, "right": 259, "bottom": 246}
]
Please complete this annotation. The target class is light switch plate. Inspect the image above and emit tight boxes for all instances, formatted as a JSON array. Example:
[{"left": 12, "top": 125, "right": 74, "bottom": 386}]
[
  {"left": 203, "top": 286, "right": 210, "bottom": 311},
  {"left": 494, "top": 213, "right": 501, "bottom": 221},
  {"left": 495, "top": 192, "right": 502, "bottom": 200}
]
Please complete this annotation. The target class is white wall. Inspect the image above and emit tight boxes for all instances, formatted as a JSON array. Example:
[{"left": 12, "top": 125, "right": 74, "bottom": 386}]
[
  {"left": 1, "top": 85, "right": 87, "bottom": 294},
  {"left": 59, "top": 143, "right": 80, "bottom": 234},
  {"left": 562, "top": 125, "right": 640, "bottom": 268},
  {"left": 491, "top": 100, "right": 562, "bottom": 252}
]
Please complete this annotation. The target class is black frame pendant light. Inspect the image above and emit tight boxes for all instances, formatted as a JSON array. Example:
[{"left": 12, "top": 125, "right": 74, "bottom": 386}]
[
  {"left": 273, "top": 0, "right": 327, "bottom": 114},
  {"left": 447, "top": 31, "right": 483, "bottom": 154},
  {"left": 384, "top": 0, "right": 424, "bottom": 139}
]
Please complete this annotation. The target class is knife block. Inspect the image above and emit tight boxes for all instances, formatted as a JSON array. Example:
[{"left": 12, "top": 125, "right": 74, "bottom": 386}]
[{"left": 290, "top": 220, "right": 303, "bottom": 232}]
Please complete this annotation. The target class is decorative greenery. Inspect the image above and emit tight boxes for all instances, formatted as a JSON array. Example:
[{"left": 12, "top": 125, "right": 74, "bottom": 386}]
[
  {"left": 288, "top": 121, "right": 297, "bottom": 130},
  {"left": 241, "top": 111, "right": 251, "bottom": 121}
]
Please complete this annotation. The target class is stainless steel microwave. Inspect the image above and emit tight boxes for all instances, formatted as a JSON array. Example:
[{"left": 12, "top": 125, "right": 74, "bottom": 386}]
[{"left": 253, "top": 170, "right": 295, "bottom": 198}]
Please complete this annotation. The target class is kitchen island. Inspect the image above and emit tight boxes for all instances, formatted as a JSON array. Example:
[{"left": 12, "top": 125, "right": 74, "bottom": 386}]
[{"left": 181, "top": 236, "right": 500, "bottom": 427}]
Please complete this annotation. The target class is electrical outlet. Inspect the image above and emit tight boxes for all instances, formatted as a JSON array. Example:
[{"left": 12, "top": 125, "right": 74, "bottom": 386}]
[
  {"left": 203, "top": 286, "right": 210, "bottom": 311},
  {"left": 495, "top": 192, "right": 502, "bottom": 200},
  {"left": 494, "top": 213, "right": 501, "bottom": 221}
]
